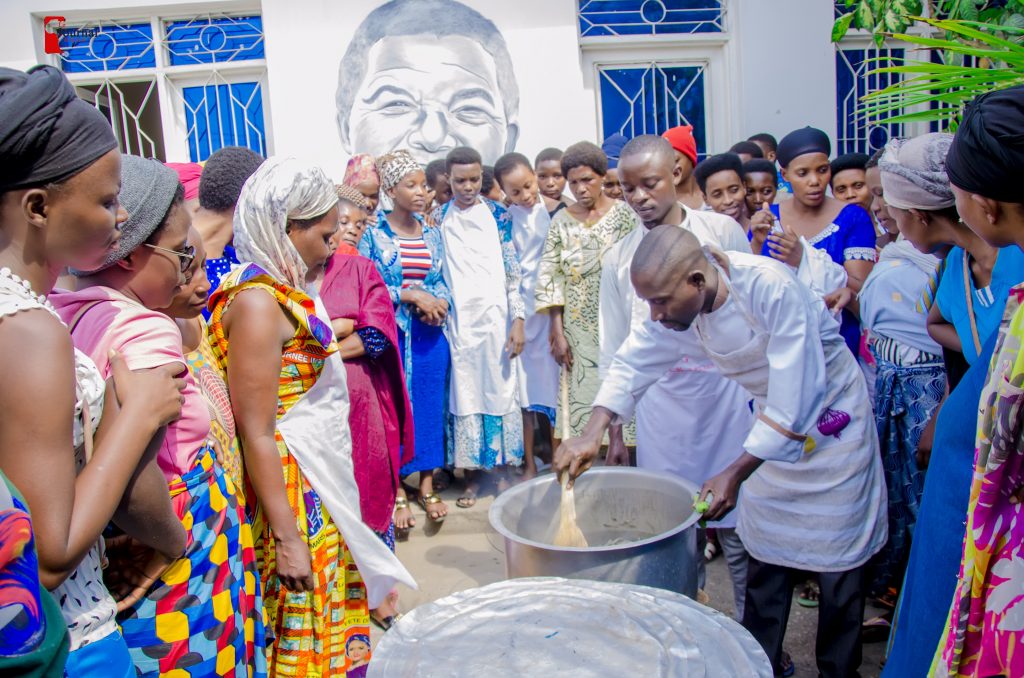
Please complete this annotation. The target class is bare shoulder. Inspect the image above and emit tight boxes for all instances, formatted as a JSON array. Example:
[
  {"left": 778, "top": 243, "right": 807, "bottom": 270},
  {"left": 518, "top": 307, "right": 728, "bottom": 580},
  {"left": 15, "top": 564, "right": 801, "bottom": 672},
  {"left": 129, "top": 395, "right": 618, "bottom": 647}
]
[
  {"left": 0, "top": 309, "right": 74, "bottom": 397},
  {"left": 221, "top": 286, "right": 293, "bottom": 344}
]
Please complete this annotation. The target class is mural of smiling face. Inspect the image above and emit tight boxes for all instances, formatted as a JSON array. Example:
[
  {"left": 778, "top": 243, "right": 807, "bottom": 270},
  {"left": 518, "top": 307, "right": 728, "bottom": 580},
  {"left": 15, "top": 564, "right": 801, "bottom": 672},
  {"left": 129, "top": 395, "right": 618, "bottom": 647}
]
[{"left": 336, "top": 0, "right": 521, "bottom": 167}]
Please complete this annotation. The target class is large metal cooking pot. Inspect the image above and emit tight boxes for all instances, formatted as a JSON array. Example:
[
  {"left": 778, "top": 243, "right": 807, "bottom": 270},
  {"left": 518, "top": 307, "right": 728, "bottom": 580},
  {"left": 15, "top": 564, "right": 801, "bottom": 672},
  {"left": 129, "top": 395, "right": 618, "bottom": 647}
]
[
  {"left": 488, "top": 467, "right": 701, "bottom": 596},
  {"left": 368, "top": 578, "right": 772, "bottom": 677}
]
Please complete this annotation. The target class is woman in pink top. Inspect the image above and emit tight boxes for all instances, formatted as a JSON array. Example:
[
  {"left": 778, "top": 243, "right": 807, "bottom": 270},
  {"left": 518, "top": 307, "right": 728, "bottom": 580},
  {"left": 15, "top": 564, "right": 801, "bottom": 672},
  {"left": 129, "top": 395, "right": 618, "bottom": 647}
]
[{"left": 51, "top": 155, "right": 267, "bottom": 677}]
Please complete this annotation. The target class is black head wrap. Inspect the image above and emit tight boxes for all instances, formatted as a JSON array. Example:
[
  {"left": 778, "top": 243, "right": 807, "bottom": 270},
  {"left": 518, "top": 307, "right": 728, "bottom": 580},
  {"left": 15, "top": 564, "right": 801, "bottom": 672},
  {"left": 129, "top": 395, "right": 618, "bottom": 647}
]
[
  {"left": 0, "top": 65, "right": 117, "bottom": 192},
  {"left": 776, "top": 127, "right": 831, "bottom": 168},
  {"left": 946, "top": 85, "right": 1024, "bottom": 203}
]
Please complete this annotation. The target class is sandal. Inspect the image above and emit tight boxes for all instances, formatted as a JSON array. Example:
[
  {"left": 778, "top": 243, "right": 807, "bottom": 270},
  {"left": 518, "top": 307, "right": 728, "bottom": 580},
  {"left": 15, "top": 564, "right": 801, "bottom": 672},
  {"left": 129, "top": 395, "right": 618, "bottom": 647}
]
[
  {"left": 418, "top": 493, "right": 447, "bottom": 522},
  {"left": 456, "top": 489, "right": 477, "bottom": 509},
  {"left": 394, "top": 496, "right": 415, "bottom": 535},
  {"left": 862, "top": 614, "right": 892, "bottom": 644},
  {"left": 797, "top": 579, "right": 820, "bottom": 608},
  {"left": 703, "top": 540, "right": 719, "bottom": 562}
]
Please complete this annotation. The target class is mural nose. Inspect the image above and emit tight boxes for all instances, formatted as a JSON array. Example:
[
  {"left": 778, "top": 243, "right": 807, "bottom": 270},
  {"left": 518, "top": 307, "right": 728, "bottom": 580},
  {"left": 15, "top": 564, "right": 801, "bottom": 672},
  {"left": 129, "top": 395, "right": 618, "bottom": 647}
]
[{"left": 409, "top": 110, "right": 452, "bottom": 154}]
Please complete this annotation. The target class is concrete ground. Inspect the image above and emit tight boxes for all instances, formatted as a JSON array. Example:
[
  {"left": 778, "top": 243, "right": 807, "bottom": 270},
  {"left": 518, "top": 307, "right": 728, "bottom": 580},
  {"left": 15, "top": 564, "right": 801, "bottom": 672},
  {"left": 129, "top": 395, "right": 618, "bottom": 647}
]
[{"left": 381, "top": 474, "right": 887, "bottom": 678}]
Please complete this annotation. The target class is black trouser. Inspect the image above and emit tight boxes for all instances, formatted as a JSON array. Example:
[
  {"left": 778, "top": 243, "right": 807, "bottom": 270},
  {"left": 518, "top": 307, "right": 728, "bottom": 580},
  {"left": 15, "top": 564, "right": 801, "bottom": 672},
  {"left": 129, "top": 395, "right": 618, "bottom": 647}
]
[{"left": 742, "top": 556, "right": 866, "bottom": 678}]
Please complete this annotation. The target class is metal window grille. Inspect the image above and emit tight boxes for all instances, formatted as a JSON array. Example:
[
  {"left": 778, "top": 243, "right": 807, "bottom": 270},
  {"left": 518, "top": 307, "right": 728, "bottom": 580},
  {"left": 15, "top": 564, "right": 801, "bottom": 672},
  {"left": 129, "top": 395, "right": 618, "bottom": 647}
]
[
  {"left": 76, "top": 80, "right": 163, "bottom": 158},
  {"left": 175, "top": 76, "right": 267, "bottom": 162},
  {"left": 54, "top": 14, "right": 269, "bottom": 163},
  {"left": 598, "top": 62, "right": 707, "bottom": 156},
  {"left": 578, "top": 0, "right": 725, "bottom": 37},
  {"left": 59, "top": 22, "right": 155, "bottom": 73},
  {"left": 164, "top": 15, "right": 265, "bottom": 66},
  {"left": 835, "top": 47, "right": 905, "bottom": 155}
]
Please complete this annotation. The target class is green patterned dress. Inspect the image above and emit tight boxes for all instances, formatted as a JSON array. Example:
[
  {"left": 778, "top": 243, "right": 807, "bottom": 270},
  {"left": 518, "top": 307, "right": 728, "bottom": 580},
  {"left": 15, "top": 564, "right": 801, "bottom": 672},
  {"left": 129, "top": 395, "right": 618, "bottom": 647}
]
[{"left": 535, "top": 201, "right": 639, "bottom": 437}]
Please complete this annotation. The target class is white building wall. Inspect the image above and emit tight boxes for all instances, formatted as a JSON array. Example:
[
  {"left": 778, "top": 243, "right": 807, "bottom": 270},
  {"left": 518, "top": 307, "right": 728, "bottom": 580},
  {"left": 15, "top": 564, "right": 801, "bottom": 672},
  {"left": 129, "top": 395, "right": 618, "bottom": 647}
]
[
  {"left": 0, "top": 0, "right": 843, "bottom": 174},
  {"left": 730, "top": 0, "right": 837, "bottom": 148}
]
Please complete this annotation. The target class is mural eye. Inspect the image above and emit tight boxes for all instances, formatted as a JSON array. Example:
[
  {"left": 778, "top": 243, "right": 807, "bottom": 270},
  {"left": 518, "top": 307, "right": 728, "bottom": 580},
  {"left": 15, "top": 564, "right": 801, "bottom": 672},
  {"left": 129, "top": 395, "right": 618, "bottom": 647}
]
[
  {"left": 379, "top": 99, "right": 416, "bottom": 115},
  {"left": 451, "top": 105, "right": 492, "bottom": 125}
]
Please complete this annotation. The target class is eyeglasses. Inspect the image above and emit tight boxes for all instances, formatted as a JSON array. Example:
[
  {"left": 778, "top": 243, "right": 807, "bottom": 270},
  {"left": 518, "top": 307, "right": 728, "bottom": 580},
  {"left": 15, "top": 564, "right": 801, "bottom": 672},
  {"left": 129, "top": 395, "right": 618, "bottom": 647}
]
[{"left": 143, "top": 243, "right": 196, "bottom": 282}]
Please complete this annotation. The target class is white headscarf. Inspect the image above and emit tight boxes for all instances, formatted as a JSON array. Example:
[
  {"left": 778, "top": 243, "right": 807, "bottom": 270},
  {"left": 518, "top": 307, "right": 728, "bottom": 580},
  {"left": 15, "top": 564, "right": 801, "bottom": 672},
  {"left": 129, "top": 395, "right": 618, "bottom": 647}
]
[{"left": 233, "top": 156, "right": 338, "bottom": 291}]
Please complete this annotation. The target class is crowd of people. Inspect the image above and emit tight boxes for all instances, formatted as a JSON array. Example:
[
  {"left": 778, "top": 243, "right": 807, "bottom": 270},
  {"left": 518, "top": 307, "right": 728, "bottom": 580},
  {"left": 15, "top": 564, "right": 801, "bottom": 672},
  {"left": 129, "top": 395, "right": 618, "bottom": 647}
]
[{"left": 0, "top": 62, "right": 1021, "bottom": 678}]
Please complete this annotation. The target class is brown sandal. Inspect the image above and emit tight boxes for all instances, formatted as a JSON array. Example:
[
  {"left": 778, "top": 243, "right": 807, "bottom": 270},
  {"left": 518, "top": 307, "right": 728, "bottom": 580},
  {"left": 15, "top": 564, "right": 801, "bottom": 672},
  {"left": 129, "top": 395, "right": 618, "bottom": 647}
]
[{"left": 418, "top": 493, "right": 447, "bottom": 522}]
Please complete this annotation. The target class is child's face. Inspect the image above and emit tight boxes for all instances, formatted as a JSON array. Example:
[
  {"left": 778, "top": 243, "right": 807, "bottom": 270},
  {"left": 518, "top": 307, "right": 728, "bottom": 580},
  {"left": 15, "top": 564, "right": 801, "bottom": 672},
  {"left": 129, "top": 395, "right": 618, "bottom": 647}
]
[
  {"left": 500, "top": 164, "right": 540, "bottom": 209},
  {"left": 831, "top": 168, "right": 870, "bottom": 212},
  {"left": 703, "top": 170, "right": 747, "bottom": 222},
  {"left": 485, "top": 183, "right": 505, "bottom": 202},
  {"left": 536, "top": 159, "right": 566, "bottom": 200},
  {"left": 449, "top": 162, "right": 483, "bottom": 209},
  {"left": 602, "top": 168, "right": 623, "bottom": 200},
  {"left": 432, "top": 174, "right": 452, "bottom": 205},
  {"left": 336, "top": 202, "right": 369, "bottom": 248},
  {"left": 744, "top": 172, "right": 777, "bottom": 214}
]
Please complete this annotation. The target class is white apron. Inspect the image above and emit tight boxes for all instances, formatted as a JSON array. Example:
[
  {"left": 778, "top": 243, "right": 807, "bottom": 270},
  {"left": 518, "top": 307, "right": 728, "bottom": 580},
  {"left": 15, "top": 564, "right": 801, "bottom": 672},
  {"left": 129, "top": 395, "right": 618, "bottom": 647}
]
[
  {"left": 276, "top": 297, "right": 416, "bottom": 608},
  {"left": 635, "top": 335, "right": 753, "bottom": 529},
  {"left": 443, "top": 202, "right": 520, "bottom": 416},
  {"left": 694, "top": 259, "right": 887, "bottom": 572},
  {"left": 511, "top": 202, "right": 559, "bottom": 411}
]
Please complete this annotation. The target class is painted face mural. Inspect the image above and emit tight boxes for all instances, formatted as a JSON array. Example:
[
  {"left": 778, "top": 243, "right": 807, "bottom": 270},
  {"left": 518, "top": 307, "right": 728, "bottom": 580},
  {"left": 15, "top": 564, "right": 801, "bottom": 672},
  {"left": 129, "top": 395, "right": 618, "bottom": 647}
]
[{"left": 336, "top": 0, "right": 521, "bottom": 167}]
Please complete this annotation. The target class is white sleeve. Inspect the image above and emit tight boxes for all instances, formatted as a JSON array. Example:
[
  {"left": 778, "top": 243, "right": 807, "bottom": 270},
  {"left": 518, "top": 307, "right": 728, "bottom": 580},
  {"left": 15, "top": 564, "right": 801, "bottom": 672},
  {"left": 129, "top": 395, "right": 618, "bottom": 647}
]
[
  {"left": 593, "top": 318, "right": 686, "bottom": 422},
  {"left": 598, "top": 248, "right": 630, "bottom": 380},
  {"left": 795, "top": 237, "right": 848, "bottom": 296},
  {"left": 721, "top": 219, "right": 752, "bottom": 254},
  {"left": 741, "top": 270, "right": 830, "bottom": 463}
]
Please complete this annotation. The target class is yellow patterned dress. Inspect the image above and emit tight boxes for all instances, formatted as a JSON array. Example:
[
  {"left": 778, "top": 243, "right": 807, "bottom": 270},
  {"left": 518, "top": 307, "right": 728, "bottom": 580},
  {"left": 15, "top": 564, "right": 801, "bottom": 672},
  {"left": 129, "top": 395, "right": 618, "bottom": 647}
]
[
  {"left": 535, "top": 201, "right": 639, "bottom": 437},
  {"left": 208, "top": 264, "right": 371, "bottom": 677}
]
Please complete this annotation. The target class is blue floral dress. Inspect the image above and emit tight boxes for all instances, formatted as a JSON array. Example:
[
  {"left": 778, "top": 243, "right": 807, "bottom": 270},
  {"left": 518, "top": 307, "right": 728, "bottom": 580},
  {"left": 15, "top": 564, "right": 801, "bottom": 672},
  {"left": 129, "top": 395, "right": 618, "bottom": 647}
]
[{"left": 359, "top": 214, "right": 452, "bottom": 475}]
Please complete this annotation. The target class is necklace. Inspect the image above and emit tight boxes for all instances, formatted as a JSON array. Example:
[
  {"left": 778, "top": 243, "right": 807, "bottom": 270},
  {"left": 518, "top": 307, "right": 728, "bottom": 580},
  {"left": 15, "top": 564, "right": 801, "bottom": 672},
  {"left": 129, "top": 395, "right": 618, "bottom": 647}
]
[{"left": 0, "top": 267, "right": 62, "bottom": 322}]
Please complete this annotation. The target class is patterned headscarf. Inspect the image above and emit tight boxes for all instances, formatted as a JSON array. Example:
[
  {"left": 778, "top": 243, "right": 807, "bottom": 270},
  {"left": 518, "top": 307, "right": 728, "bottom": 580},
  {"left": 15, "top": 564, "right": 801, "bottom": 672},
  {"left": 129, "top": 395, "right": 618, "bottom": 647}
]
[
  {"left": 343, "top": 153, "right": 379, "bottom": 188},
  {"left": 879, "top": 134, "right": 956, "bottom": 211},
  {"left": 377, "top": 150, "right": 421, "bottom": 191},
  {"left": 335, "top": 183, "right": 369, "bottom": 210},
  {"left": 233, "top": 156, "right": 338, "bottom": 291}
]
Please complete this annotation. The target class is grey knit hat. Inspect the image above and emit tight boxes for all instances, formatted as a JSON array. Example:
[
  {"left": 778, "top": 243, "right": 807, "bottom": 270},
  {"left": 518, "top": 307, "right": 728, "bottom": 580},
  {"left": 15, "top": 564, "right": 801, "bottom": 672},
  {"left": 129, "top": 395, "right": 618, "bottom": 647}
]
[{"left": 73, "top": 155, "right": 182, "bottom": 275}]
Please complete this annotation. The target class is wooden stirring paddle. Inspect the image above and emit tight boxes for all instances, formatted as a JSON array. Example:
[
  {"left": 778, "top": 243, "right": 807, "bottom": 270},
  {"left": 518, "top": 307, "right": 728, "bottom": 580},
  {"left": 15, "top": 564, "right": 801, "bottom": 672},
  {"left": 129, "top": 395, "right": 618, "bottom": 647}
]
[{"left": 553, "top": 372, "right": 587, "bottom": 547}]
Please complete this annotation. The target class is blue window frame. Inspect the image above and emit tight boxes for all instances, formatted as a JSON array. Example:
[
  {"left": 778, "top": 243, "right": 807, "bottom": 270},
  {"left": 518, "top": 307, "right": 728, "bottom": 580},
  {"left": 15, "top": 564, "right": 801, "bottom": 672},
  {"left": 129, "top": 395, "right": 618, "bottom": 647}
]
[
  {"left": 579, "top": 0, "right": 724, "bottom": 37},
  {"left": 599, "top": 63, "right": 707, "bottom": 157},
  {"left": 835, "top": 47, "right": 905, "bottom": 155},
  {"left": 59, "top": 22, "right": 155, "bottom": 73},
  {"left": 183, "top": 81, "right": 266, "bottom": 162},
  {"left": 165, "top": 16, "right": 265, "bottom": 66}
]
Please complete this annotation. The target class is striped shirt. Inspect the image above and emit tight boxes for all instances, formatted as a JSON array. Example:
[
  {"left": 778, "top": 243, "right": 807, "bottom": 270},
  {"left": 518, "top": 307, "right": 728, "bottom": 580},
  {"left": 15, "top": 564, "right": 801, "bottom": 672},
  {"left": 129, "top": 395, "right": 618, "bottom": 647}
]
[{"left": 398, "top": 236, "right": 432, "bottom": 288}]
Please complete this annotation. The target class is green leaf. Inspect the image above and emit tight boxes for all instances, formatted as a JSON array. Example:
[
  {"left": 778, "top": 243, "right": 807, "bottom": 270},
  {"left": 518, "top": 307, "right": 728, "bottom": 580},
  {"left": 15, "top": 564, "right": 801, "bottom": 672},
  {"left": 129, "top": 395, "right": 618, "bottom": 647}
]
[
  {"left": 832, "top": 12, "right": 857, "bottom": 42},
  {"left": 855, "top": 1, "right": 876, "bottom": 30},
  {"left": 883, "top": 9, "right": 904, "bottom": 31}
]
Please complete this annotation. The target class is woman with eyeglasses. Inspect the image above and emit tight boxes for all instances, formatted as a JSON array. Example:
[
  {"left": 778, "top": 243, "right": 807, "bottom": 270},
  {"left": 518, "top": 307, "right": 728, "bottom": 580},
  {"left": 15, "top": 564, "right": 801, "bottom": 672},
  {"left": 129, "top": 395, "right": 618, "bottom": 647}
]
[{"left": 51, "top": 155, "right": 267, "bottom": 677}]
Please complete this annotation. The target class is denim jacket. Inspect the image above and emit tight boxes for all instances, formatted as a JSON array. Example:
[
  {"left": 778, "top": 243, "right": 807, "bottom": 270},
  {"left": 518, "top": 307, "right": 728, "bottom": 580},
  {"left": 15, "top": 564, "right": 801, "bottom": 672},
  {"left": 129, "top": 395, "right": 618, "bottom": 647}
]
[{"left": 358, "top": 211, "right": 452, "bottom": 383}]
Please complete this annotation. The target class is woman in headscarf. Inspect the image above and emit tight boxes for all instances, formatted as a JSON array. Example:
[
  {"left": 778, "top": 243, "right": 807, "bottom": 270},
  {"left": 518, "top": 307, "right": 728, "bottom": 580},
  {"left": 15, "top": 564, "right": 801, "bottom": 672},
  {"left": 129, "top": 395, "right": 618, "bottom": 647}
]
[
  {"left": 344, "top": 153, "right": 382, "bottom": 221},
  {"left": 536, "top": 141, "right": 639, "bottom": 439},
  {"left": 207, "top": 156, "right": 413, "bottom": 676},
  {"left": 359, "top": 150, "right": 453, "bottom": 519},
  {"left": 881, "top": 129, "right": 1024, "bottom": 677},
  {"left": 320, "top": 185, "right": 413, "bottom": 628},
  {"left": 765, "top": 127, "right": 876, "bottom": 355},
  {"left": 0, "top": 66, "right": 185, "bottom": 674},
  {"left": 932, "top": 85, "right": 1024, "bottom": 678},
  {"left": 53, "top": 155, "right": 266, "bottom": 677},
  {"left": 854, "top": 138, "right": 946, "bottom": 646}
]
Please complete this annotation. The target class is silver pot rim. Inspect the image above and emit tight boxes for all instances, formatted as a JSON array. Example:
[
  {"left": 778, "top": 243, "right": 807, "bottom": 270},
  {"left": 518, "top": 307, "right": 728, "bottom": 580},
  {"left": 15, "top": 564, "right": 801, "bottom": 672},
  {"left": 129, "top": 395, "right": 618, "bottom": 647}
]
[{"left": 488, "top": 466, "right": 702, "bottom": 552}]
